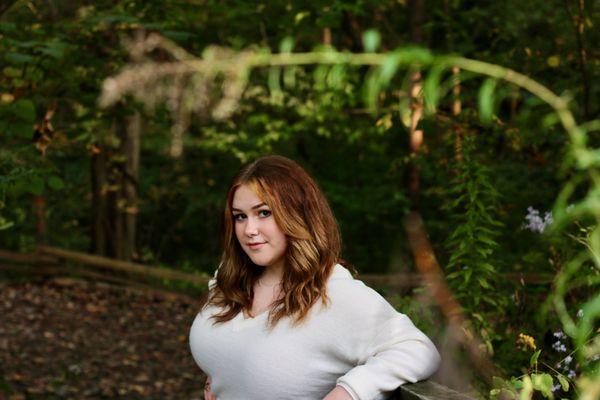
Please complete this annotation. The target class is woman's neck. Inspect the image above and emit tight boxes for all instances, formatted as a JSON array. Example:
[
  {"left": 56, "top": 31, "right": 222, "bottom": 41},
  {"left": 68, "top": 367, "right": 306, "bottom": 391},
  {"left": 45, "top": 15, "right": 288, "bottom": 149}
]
[{"left": 258, "top": 261, "right": 284, "bottom": 285}]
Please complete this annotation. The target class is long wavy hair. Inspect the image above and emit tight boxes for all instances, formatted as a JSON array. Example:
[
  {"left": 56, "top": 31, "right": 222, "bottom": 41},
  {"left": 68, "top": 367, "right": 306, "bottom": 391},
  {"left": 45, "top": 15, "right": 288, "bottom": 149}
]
[{"left": 204, "top": 155, "right": 356, "bottom": 330}]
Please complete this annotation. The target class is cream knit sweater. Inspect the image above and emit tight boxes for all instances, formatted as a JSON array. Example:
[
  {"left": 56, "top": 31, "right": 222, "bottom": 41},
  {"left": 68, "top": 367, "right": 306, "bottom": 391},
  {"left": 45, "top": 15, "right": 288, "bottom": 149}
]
[{"left": 189, "top": 264, "right": 441, "bottom": 400}]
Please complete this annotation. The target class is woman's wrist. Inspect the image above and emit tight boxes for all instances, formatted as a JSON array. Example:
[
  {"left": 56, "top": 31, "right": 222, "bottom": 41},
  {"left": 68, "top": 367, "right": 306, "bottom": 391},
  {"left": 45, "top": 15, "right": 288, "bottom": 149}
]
[{"left": 322, "top": 384, "right": 355, "bottom": 400}]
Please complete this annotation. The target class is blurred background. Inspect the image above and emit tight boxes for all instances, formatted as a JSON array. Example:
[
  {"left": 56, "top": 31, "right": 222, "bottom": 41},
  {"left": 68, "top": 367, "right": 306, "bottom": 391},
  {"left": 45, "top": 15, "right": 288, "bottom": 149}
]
[{"left": 0, "top": 0, "right": 598, "bottom": 399}]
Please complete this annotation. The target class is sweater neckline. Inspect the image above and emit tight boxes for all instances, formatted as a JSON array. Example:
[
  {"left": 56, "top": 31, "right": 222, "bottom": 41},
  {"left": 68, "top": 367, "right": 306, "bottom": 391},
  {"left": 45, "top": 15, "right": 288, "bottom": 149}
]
[
  {"left": 232, "top": 308, "right": 269, "bottom": 332},
  {"left": 229, "top": 263, "right": 350, "bottom": 332}
]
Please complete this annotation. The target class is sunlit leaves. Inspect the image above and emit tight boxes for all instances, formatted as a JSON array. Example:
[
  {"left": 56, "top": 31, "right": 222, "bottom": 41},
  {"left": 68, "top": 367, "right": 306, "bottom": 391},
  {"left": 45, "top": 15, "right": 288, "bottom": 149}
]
[
  {"left": 478, "top": 78, "right": 497, "bottom": 124},
  {"left": 423, "top": 64, "right": 446, "bottom": 114},
  {"left": 362, "top": 29, "right": 380, "bottom": 53}
]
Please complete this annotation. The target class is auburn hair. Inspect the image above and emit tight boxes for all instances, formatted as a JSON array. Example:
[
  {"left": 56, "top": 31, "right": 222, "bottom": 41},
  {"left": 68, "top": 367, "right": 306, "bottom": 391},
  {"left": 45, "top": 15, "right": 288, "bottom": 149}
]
[{"left": 204, "top": 155, "right": 356, "bottom": 330}]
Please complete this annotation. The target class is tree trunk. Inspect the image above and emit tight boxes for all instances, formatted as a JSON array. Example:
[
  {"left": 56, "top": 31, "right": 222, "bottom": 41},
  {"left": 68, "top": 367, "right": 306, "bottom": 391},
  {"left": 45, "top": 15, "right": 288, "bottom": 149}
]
[
  {"left": 121, "top": 112, "right": 141, "bottom": 260},
  {"left": 33, "top": 195, "right": 47, "bottom": 245},
  {"left": 91, "top": 148, "right": 108, "bottom": 255},
  {"left": 406, "top": 0, "right": 425, "bottom": 205},
  {"left": 90, "top": 111, "right": 140, "bottom": 261},
  {"left": 452, "top": 66, "right": 464, "bottom": 163}
]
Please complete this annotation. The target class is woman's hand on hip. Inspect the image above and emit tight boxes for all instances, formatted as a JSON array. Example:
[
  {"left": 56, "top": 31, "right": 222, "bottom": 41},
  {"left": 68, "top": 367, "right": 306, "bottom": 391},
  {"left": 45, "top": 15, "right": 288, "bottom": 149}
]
[
  {"left": 322, "top": 385, "right": 354, "bottom": 400},
  {"left": 203, "top": 375, "right": 217, "bottom": 400}
]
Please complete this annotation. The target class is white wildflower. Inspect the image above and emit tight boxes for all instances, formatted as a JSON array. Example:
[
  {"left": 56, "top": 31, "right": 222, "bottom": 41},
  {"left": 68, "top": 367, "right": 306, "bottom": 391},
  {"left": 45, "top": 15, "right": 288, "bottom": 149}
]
[
  {"left": 522, "top": 207, "right": 553, "bottom": 233},
  {"left": 577, "top": 309, "right": 584, "bottom": 318},
  {"left": 551, "top": 383, "right": 561, "bottom": 393},
  {"left": 552, "top": 341, "right": 567, "bottom": 352},
  {"left": 553, "top": 331, "right": 567, "bottom": 339}
]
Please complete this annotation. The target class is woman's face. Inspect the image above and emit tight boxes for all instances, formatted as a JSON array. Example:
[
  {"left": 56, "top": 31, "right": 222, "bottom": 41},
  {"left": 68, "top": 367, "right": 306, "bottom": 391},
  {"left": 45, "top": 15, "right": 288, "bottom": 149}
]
[{"left": 231, "top": 184, "right": 287, "bottom": 271}]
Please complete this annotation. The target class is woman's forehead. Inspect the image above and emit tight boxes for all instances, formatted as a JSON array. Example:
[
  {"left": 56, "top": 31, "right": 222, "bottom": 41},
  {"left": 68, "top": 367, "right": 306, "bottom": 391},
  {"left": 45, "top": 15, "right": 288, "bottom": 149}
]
[{"left": 232, "top": 183, "right": 268, "bottom": 209}]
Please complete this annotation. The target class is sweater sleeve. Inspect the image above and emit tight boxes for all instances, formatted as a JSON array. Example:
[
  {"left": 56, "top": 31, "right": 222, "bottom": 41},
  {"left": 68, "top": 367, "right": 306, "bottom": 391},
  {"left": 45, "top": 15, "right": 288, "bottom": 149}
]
[{"left": 333, "top": 282, "right": 441, "bottom": 400}]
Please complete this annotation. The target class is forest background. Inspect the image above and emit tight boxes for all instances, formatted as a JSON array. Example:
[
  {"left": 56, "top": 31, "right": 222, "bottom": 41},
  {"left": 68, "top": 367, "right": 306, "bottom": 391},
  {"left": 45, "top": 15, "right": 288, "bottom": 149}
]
[{"left": 0, "top": 0, "right": 598, "bottom": 399}]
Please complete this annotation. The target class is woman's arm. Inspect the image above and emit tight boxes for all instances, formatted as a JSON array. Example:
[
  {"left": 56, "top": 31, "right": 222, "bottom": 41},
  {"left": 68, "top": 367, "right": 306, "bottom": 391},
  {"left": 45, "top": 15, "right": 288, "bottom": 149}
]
[
  {"left": 331, "top": 282, "right": 441, "bottom": 400},
  {"left": 322, "top": 385, "right": 355, "bottom": 400}
]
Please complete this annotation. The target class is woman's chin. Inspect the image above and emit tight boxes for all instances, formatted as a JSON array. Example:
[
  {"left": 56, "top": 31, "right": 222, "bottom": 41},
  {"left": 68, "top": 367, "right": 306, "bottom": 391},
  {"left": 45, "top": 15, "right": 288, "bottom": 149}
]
[{"left": 249, "top": 257, "right": 270, "bottom": 267}]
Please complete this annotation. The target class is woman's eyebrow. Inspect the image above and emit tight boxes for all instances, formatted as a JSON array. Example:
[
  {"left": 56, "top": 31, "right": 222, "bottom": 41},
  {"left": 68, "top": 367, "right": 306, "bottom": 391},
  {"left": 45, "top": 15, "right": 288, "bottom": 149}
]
[{"left": 232, "top": 203, "right": 268, "bottom": 212}]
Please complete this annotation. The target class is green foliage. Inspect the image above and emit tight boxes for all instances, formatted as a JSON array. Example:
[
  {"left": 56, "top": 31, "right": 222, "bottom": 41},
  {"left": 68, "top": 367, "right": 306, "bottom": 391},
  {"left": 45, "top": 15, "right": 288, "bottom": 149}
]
[
  {"left": 441, "top": 134, "right": 506, "bottom": 354},
  {"left": 442, "top": 135, "right": 504, "bottom": 300}
]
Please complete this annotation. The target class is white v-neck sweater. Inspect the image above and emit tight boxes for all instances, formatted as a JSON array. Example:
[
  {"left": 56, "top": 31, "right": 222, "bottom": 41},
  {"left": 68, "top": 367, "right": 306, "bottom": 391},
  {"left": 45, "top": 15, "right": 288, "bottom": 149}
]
[{"left": 189, "top": 264, "right": 441, "bottom": 400}]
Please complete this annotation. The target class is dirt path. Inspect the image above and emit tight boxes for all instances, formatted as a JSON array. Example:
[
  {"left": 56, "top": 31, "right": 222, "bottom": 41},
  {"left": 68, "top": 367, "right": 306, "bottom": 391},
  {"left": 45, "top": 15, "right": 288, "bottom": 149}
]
[{"left": 0, "top": 277, "right": 207, "bottom": 399}]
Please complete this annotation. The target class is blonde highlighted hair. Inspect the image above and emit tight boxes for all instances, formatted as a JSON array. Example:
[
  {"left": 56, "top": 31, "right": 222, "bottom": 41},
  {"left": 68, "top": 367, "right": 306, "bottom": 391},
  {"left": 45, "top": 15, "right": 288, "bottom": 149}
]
[{"left": 205, "top": 155, "right": 356, "bottom": 330}]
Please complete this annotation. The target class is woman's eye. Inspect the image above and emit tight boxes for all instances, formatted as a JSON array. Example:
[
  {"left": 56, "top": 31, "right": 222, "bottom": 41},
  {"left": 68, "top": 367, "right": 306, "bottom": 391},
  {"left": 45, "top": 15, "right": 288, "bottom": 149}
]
[
  {"left": 259, "top": 210, "right": 271, "bottom": 218},
  {"left": 233, "top": 214, "right": 246, "bottom": 221}
]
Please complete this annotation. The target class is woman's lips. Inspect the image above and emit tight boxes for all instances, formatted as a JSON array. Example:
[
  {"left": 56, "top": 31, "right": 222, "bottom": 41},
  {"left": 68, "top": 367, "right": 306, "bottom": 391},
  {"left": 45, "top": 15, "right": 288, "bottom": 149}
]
[{"left": 248, "top": 242, "right": 265, "bottom": 249}]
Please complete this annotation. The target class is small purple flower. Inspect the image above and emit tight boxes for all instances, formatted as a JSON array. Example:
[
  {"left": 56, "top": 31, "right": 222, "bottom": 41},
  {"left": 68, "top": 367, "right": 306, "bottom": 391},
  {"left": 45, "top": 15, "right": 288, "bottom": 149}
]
[
  {"left": 564, "top": 355, "right": 573, "bottom": 365},
  {"left": 552, "top": 341, "right": 567, "bottom": 352},
  {"left": 553, "top": 331, "right": 567, "bottom": 339},
  {"left": 522, "top": 207, "right": 553, "bottom": 233},
  {"left": 551, "top": 383, "right": 561, "bottom": 393}
]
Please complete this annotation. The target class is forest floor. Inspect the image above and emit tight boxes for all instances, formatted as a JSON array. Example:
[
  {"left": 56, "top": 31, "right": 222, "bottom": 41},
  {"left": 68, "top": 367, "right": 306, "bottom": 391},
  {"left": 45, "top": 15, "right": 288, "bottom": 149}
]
[{"left": 0, "top": 276, "right": 207, "bottom": 399}]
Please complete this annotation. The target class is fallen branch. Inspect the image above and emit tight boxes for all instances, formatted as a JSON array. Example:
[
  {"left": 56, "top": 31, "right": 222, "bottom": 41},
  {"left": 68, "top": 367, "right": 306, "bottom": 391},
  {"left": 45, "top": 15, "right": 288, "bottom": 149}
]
[
  {"left": 0, "top": 249, "right": 59, "bottom": 265},
  {"left": 38, "top": 245, "right": 209, "bottom": 286}
]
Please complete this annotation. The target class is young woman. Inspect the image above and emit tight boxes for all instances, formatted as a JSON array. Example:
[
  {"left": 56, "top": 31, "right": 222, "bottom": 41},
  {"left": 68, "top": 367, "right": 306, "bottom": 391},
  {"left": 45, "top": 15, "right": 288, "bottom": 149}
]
[{"left": 189, "top": 155, "right": 440, "bottom": 400}]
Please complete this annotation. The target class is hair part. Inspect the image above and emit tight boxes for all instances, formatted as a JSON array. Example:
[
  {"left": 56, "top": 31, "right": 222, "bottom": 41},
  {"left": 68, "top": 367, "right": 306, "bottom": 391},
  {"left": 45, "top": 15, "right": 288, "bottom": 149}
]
[{"left": 205, "top": 155, "right": 355, "bottom": 330}]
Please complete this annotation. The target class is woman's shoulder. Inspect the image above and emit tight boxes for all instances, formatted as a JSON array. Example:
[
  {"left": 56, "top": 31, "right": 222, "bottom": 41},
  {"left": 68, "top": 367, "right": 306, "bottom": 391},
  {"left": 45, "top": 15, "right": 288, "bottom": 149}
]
[{"left": 326, "top": 264, "right": 392, "bottom": 311}]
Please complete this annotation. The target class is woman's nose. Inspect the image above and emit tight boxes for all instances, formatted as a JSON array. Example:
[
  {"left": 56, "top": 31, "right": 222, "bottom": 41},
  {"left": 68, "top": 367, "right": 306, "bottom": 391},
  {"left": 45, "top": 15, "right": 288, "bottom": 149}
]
[{"left": 245, "top": 217, "right": 259, "bottom": 236}]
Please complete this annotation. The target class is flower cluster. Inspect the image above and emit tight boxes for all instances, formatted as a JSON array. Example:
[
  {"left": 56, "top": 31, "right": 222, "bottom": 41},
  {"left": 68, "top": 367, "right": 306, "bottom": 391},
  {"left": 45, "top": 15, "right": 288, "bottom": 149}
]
[
  {"left": 522, "top": 207, "right": 553, "bottom": 233},
  {"left": 517, "top": 332, "right": 536, "bottom": 351},
  {"left": 551, "top": 330, "right": 576, "bottom": 393}
]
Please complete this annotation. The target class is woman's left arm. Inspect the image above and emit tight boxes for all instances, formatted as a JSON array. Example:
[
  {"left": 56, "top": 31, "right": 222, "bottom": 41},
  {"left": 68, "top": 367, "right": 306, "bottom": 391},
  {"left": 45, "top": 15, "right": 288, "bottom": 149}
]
[{"left": 332, "top": 283, "right": 441, "bottom": 400}]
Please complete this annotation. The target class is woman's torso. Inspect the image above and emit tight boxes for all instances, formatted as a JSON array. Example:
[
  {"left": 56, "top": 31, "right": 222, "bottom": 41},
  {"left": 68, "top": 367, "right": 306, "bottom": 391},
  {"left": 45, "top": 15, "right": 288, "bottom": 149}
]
[{"left": 189, "top": 264, "right": 358, "bottom": 400}]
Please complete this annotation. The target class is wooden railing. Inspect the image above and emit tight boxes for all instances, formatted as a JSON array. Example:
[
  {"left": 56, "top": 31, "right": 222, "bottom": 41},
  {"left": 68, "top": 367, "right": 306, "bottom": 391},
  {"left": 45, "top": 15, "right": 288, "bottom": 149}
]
[
  {"left": 0, "top": 246, "right": 553, "bottom": 292},
  {"left": 395, "top": 381, "right": 476, "bottom": 399}
]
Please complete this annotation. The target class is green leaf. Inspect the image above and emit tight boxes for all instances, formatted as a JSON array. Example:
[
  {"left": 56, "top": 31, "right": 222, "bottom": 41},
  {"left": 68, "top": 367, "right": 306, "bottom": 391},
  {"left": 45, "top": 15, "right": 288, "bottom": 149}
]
[
  {"left": 424, "top": 64, "right": 446, "bottom": 114},
  {"left": 268, "top": 67, "right": 282, "bottom": 97},
  {"left": 26, "top": 176, "right": 44, "bottom": 196},
  {"left": 326, "top": 64, "right": 346, "bottom": 89},
  {"left": 363, "top": 67, "right": 381, "bottom": 112},
  {"left": 557, "top": 374, "right": 569, "bottom": 392},
  {"left": 542, "top": 112, "right": 560, "bottom": 128},
  {"left": 47, "top": 176, "right": 64, "bottom": 190},
  {"left": 379, "top": 52, "right": 402, "bottom": 85},
  {"left": 5, "top": 52, "right": 35, "bottom": 64},
  {"left": 531, "top": 373, "right": 553, "bottom": 397},
  {"left": 477, "top": 277, "right": 492, "bottom": 289},
  {"left": 39, "top": 41, "right": 70, "bottom": 59},
  {"left": 313, "top": 64, "right": 329, "bottom": 88},
  {"left": 362, "top": 30, "right": 380, "bottom": 52},
  {"left": 7, "top": 122, "right": 34, "bottom": 138},
  {"left": 279, "top": 37, "right": 294, "bottom": 53},
  {"left": 11, "top": 99, "right": 36, "bottom": 122},
  {"left": 0, "top": 217, "right": 14, "bottom": 230},
  {"left": 492, "top": 376, "right": 508, "bottom": 389},
  {"left": 283, "top": 66, "right": 297, "bottom": 89},
  {"left": 530, "top": 349, "right": 541, "bottom": 367},
  {"left": 478, "top": 78, "right": 497, "bottom": 124}
]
